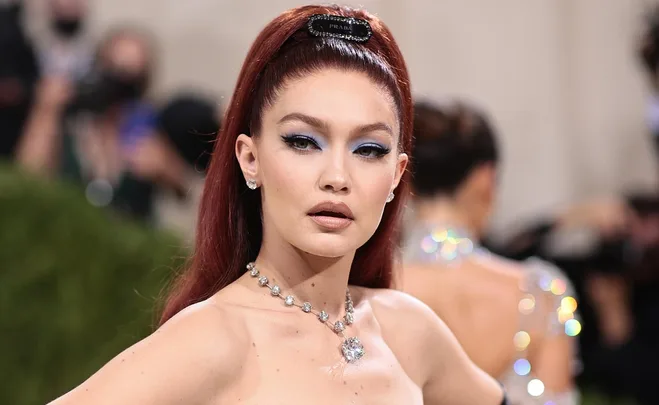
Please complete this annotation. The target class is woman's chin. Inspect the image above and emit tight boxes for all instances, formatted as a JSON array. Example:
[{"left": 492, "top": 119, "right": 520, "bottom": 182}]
[{"left": 294, "top": 234, "right": 360, "bottom": 258}]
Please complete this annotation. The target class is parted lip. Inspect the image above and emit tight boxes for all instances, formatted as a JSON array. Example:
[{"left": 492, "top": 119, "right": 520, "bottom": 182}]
[{"left": 307, "top": 201, "right": 355, "bottom": 220}]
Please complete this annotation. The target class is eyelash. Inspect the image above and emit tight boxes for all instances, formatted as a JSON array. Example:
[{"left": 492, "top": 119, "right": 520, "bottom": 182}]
[
  {"left": 355, "top": 143, "right": 391, "bottom": 159},
  {"left": 281, "top": 135, "right": 391, "bottom": 159},
  {"left": 281, "top": 135, "right": 320, "bottom": 151}
]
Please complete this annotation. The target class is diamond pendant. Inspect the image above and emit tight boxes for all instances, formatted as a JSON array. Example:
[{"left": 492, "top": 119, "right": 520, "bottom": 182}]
[{"left": 341, "top": 337, "right": 365, "bottom": 363}]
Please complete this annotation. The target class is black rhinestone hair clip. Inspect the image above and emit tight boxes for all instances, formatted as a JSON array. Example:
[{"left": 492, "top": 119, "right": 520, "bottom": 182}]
[{"left": 307, "top": 14, "right": 372, "bottom": 43}]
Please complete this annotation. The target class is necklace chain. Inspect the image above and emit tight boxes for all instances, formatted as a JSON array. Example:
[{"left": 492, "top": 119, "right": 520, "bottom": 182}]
[
  {"left": 246, "top": 262, "right": 365, "bottom": 363},
  {"left": 247, "top": 262, "right": 355, "bottom": 333}
]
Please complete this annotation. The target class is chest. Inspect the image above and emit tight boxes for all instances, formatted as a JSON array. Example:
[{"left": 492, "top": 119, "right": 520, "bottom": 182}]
[
  {"left": 221, "top": 364, "right": 423, "bottom": 405},
  {"left": 218, "top": 325, "right": 423, "bottom": 405}
]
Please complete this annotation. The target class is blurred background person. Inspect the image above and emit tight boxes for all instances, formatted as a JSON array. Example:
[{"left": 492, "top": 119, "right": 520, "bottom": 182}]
[
  {"left": 153, "top": 93, "right": 219, "bottom": 243},
  {"left": 481, "top": 7, "right": 659, "bottom": 403},
  {"left": 640, "top": 3, "right": 659, "bottom": 152},
  {"left": 494, "top": 189, "right": 659, "bottom": 404},
  {"left": 0, "top": 0, "right": 39, "bottom": 158},
  {"left": 16, "top": 26, "right": 194, "bottom": 222},
  {"left": 38, "top": 0, "right": 92, "bottom": 81},
  {"left": 400, "top": 100, "right": 580, "bottom": 404}
]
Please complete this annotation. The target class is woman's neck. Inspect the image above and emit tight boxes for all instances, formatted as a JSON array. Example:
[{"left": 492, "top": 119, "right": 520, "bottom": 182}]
[
  {"left": 254, "top": 238, "right": 355, "bottom": 318},
  {"left": 413, "top": 196, "right": 478, "bottom": 237}
]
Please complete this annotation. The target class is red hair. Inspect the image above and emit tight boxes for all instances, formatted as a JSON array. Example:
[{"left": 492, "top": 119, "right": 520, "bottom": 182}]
[{"left": 160, "top": 4, "right": 413, "bottom": 324}]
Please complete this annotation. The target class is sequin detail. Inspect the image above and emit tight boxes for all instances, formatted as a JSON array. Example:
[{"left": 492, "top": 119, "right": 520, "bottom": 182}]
[
  {"left": 507, "top": 258, "right": 582, "bottom": 402},
  {"left": 403, "top": 225, "right": 581, "bottom": 403},
  {"left": 404, "top": 225, "right": 477, "bottom": 264}
]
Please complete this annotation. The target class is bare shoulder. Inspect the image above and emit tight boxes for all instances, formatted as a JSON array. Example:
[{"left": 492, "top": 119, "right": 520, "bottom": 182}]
[
  {"left": 360, "top": 287, "right": 503, "bottom": 403},
  {"left": 363, "top": 287, "right": 457, "bottom": 349},
  {"left": 475, "top": 252, "right": 527, "bottom": 281},
  {"left": 49, "top": 297, "right": 249, "bottom": 405},
  {"left": 402, "top": 252, "right": 525, "bottom": 288},
  {"left": 363, "top": 287, "right": 440, "bottom": 325},
  {"left": 151, "top": 296, "right": 251, "bottom": 373},
  {"left": 359, "top": 288, "right": 457, "bottom": 376}
]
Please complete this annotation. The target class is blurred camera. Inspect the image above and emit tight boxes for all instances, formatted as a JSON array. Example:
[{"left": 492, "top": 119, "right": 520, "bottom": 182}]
[{"left": 69, "top": 69, "right": 148, "bottom": 114}]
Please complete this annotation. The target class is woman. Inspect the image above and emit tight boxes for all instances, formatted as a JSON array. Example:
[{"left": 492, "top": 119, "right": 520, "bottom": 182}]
[
  {"left": 401, "top": 101, "right": 581, "bottom": 404},
  {"left": 49, "top": 5, "right": 506, "bottom": 405}
]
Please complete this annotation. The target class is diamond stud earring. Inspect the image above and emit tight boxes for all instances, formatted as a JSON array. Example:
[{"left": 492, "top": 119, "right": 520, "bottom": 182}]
[
  {"left": 386, "top": 192, "right": 395, "bottom": 203},
  {"left": 246, "top": 179, "right": 258, "bottom": 190}
]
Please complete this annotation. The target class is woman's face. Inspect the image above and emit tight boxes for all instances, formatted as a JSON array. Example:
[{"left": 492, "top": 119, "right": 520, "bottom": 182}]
[
  {"left": 236, "top": 68, "right": 407, "bottom": 258},
  {"left": 103, "top": 36, "right": 149, "bottom": 76}
]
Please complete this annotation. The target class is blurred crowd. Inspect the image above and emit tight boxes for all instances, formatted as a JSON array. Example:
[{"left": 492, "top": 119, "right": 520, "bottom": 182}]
[
  {"left": 1, "top": 0, "right": 219, "bottom": 242},
  {"left": 4, "top": 0, "right": 659, "bottom": 404}
]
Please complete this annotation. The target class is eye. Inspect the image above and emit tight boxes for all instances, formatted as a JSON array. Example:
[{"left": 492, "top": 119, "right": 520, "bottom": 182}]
[
  {"left": 281, "top": 135, "right": 321, "bottom": 151},
  {"left": 354, "top": 143, "right": 391, "bottom": 159}
]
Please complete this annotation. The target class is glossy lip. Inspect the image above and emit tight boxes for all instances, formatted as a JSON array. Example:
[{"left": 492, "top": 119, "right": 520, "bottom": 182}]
[
  {"left": 307, "top": 201, "right": 355, "bottom": 219},
  {"left": 307, "top": 201, "right": 355, "bottom": 230}
]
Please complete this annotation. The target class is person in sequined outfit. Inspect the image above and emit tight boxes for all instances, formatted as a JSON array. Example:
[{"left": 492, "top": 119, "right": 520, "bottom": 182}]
[{"left": 401, "top": 101, "right": 581, "bottom": 405}]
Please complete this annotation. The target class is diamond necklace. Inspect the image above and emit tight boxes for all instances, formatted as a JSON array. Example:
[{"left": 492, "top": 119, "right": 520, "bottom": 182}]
[{"left": 246, "top": 262, "right": 365, "bottom": 364}]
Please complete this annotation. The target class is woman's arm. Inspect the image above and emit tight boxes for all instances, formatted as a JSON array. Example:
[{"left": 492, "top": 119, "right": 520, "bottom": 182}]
[
  {"left": 530, "top": 332, "right": 575, "bottom": 394},
  {"left": 522, "top": 259, "right": 580, "bottom": 401}
]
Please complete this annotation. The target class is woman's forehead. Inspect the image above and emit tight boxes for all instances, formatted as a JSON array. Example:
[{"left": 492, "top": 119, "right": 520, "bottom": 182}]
[{"left": 263, "top": 68, "right": 399, "bottom": 134}]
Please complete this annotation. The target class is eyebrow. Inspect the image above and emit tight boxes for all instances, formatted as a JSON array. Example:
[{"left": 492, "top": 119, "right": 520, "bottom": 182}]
[
  {"left": 277, "top": 112, "right": 394, "bottom": 137},
  {"left": 278, "top": 113, "right": 329, "bottom": 132},
  {"left": 355, "top": 122, "right": 394, "bottom": 137}
]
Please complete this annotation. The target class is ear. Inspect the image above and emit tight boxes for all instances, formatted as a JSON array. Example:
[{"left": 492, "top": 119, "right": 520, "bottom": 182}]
[
  {"left": 391, "top": 152, "right": 409, "bottom": 191},
  {"left": 235, "top": 134, "right": 259, "bottom": 184}
]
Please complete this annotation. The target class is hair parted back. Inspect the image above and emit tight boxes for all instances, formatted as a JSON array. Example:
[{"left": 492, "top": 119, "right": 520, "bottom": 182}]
[
  {"left": 411, "top": 100, "right": 499, "bottom": 197},
  {"left": 160, "top": 4, "right": 412, "bottom": 324}
]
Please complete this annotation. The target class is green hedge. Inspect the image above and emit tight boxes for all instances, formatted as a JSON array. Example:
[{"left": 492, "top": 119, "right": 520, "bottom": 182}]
[{"left": 0, "top": 165, "right": 186, "bottom": 405}]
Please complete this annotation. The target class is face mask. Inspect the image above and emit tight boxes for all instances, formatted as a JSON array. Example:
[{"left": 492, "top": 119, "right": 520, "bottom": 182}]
[
  {"left": 102, "top": 70, "right": 149, "bottom": 103},
  {"left": 52, "top": 18, "right": 83, "bottom": 38}
]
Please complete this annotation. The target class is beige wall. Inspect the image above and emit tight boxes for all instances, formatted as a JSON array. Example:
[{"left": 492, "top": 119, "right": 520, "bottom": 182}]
[{"left": 30, "top": 0, "right": 659, "bottom": 235}]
